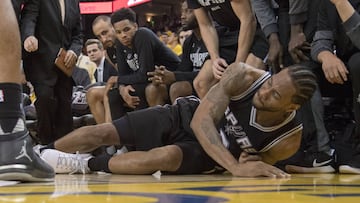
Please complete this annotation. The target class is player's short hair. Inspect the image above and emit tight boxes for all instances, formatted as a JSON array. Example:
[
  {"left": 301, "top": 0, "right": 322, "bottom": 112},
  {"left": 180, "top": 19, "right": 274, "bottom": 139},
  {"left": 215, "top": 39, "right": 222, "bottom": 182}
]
[
  {"left": 85, "top": 39, "right": 103, "bottom": 50},
  {"left": 92, "top": 15, "right": 111, "bottom": 28},
  {"left": 111, "top": 8, "right": 137, "bottom": 25}
]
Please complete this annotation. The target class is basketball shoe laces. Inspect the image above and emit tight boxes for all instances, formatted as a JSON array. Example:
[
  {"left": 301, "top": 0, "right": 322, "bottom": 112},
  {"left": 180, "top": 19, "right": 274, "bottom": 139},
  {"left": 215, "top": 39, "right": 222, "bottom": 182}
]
[
  {"left": 72, "top": 152, "right": 86, "bottom": 175},
  {"left": 56, "top": 151, "right": 89, "bottom": 174}
]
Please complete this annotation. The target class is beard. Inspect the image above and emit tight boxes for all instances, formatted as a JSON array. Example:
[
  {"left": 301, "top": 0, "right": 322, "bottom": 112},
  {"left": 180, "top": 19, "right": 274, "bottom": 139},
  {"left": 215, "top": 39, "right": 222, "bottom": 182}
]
[{"left": 182, "top": 17, "right": 198, "bottom": 31}]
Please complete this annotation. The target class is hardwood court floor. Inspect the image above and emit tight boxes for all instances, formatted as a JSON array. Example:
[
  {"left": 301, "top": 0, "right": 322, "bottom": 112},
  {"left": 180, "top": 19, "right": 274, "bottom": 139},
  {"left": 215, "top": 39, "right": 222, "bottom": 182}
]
[{"left": 1, "top": 173, "right": 360, "bottom": 203}]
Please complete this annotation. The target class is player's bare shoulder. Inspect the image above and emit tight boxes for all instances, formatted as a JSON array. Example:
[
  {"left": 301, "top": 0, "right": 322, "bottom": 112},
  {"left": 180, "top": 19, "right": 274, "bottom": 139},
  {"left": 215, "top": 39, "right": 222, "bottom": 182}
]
[{"left": 220, "top": 62, "right": 265, "bottom": 96}]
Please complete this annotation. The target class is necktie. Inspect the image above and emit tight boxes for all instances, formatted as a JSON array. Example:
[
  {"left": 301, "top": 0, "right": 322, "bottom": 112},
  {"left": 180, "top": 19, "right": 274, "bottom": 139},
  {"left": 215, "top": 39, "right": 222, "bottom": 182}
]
[
  {"left": 97, "top": 68, "right": 103, "bottom": 83},
  {"left": 59, "top": 0, "right": 65, "bottom": 24}
]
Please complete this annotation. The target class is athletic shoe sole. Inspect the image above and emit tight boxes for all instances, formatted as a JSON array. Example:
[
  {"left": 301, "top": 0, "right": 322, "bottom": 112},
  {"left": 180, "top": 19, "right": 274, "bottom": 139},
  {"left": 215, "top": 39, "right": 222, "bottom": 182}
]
[
  {"left": 285, "top": 165, "right": 336, "bottom": 173},
  {"left": 339, "top": 165, "right": 360, "bottom": 174},
  {"left": 0, "top": 164, "right": 54, "bottom": 182}
]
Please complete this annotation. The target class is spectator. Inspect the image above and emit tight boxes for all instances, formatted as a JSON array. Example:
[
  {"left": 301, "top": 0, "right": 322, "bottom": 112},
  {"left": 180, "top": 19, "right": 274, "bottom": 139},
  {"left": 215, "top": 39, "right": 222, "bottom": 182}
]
[
  {"left": 167, "top": 31, "right": 183, "bottom": 56},
  {"left": 87, "top": 15, "right": 119, "bottom": 124},
  {"left": 85, "top": 39, "right": 118, "bottom": 84}
]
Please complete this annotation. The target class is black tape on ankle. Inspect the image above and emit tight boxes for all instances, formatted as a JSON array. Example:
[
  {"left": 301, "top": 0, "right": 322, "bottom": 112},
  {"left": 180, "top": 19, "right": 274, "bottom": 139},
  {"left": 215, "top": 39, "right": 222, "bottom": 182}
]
[
  {"left": 40, "top": 143, "right": 55, "bottom": 153},
  {"left": 0, "top": 83, "right": 23, "bottom": 118},
  {"left": 88, "top": 153, "right": 112, "bottom": 173}
]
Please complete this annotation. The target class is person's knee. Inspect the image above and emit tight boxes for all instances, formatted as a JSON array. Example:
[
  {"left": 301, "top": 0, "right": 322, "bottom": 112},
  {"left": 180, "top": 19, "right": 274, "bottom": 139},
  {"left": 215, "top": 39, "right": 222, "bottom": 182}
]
[
  {"left": 192, "top": 75, "right": 201, "bottom": 94},
  {"left": 86, "top": 88, "right": 96, "bottom": 103},
  {"left": 193, "top": 60, "right": 217, "bottom": 97},
  {"left": 145, "top": 84, "right": 157, "bottom": 105},
  {"left": 151, "top": 145, "right": 183, "bottom": 171},
  {"left": 348, "top": 53, "right": 360, "bottom": 76},
  {"left": 246, "top": 53, "right": 266, "bottom": 70},
  {"left": 163, "top": 145, "right": 182, "bottom": 171},
  {"left": 169, "top": 81, "right": 192, "bottom": 102},
  {"left": 86, "top": 87, "right": 104, "bottom": 104},
  {"left": 88, "top": 123, "right": 119, "bottom": 145},
  {"left": 145, "top": 83, "right": 168, "bottom": 106},
  {"left": 145, "top": 83, "right": 158, "bottom": 99},
  {"left": 193, "top": 75, "right": 211, "bottom": 98}
]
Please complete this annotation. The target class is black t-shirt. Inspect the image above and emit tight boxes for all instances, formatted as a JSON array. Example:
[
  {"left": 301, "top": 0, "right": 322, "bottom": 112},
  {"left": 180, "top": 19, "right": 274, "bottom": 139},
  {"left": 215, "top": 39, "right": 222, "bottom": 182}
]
[
  {"left": 116, "top": 27, "right": 181, "bottom": 85},
  {"left": 187, "top": 0, "right": 240, "bottom": 31},
  {"left": 182, "top": 33, "right": 208, "bottom": 72},
  {"left": 174, "top": 33, "right": 209, "bottom": 82}
]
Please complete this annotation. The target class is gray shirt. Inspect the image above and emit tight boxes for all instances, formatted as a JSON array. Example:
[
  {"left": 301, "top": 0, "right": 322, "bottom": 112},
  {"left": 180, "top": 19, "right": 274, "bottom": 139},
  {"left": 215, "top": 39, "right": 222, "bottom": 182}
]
[
  {"left": 343, "top": 12, "right": 360, "bottom": 49},
  {"left": 250, "top": 0, "right": 278, "bottom": 38},
  {"left": 289, "top": 0, "right": 308, "bottom": 24},
  {"left": 251, "top": 0, "right": 309, "bottom": 38}
]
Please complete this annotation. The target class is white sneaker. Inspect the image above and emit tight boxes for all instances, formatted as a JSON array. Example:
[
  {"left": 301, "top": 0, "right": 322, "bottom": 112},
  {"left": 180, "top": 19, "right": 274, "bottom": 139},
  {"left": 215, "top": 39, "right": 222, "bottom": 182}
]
[
  {"left": 40, "top": 149, "right": 92, "bottom": 174},
  {"left": 33, "top": 144, "right": 45, "bottom": 156}
]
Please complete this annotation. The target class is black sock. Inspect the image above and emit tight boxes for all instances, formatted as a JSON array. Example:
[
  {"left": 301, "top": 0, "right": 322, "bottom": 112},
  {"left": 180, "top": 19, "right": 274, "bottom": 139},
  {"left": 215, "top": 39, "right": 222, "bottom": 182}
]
[
  {"left": 0, "top": 83, "right": 25, "bottom": 135},
  {"left": 39, "top": 143, "right": 55, "bottom": 153},
  {"left": 88, "top": 153, "right": 112, "bottom": 173}
]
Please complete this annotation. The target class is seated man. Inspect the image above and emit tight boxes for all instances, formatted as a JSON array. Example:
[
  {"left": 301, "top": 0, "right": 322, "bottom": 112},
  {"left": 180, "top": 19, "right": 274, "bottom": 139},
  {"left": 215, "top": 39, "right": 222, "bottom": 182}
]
[
  {"left": 85, "top": 39, "right": 118, "bottom": 84},
  {"left": 87, "top": 8, "right": 180, "bottom": 123},
  {"left": 108, "top": 8, "right": 180, "bottom": 117},
  {"left": 39, "top": 62, "right": 316, "bottom": 177},
  {"left": 79, "top": 39, "right": 118, "bottom": 121},
  {"left": 146, "top": 0, "right": 209, "bottom": 105},
  {"left": 85, "top": 15, "right": 118, "bottom": 124}
]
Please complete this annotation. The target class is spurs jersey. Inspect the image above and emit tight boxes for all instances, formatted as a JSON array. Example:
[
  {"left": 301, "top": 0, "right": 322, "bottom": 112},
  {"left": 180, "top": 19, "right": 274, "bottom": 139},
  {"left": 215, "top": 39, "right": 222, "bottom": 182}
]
[
  {"left": 187, "top": 0, "right": 240, "bottom": 31},
  {"left": 220, "top": 72, "right": 303, "bottom": 154}
]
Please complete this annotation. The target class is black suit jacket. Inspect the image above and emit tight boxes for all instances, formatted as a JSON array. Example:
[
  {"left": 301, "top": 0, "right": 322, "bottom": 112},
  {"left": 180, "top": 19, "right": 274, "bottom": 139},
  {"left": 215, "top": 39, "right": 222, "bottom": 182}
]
[
  {"left": 94, "top": 59, "right": 118, "bottom": 83},
  {"left": 20, "top": 0, "right": 83, "bottom": 85}
]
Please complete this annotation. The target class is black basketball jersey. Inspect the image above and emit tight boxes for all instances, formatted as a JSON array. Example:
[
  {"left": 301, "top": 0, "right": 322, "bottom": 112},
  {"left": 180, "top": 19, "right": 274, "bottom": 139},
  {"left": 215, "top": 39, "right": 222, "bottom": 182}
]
[
  {"left": 219, "top": 72, "right": 303, "bottom": 154},
  {"left": 187, "top": 0, "right": 240, "bottom": 31}
]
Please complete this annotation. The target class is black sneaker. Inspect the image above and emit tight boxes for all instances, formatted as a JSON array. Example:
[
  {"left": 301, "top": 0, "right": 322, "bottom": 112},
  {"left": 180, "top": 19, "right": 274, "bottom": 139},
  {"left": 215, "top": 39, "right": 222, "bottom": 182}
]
[
  {"left": 285, "top": 150, "right": 336, "bottom": 173},
  {"left": 0, "top": 131, "right": 55, "bottom": 182}
]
